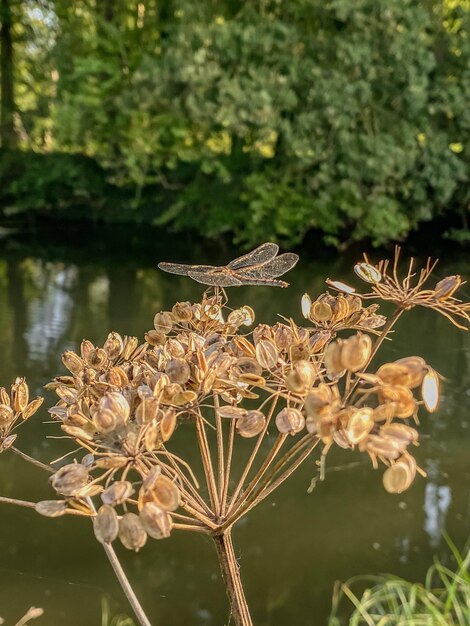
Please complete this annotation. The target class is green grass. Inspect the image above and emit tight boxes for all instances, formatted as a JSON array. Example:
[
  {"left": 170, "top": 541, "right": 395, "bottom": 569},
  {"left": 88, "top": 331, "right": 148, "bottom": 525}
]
[{"left": 329, "top": 536, "right": 470, "bottom": 626}]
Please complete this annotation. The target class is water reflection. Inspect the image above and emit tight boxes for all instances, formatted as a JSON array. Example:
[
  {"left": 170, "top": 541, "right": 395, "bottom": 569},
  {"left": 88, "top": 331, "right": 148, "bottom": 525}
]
[{"left": 0, "top": 237, "right": 468, "bottom": 624}]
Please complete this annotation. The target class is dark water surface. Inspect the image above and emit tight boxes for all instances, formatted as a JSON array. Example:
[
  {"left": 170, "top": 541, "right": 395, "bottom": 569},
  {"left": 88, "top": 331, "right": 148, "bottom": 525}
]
[{"left": 0, "top": 228, "right": 469, "bottom": 625}]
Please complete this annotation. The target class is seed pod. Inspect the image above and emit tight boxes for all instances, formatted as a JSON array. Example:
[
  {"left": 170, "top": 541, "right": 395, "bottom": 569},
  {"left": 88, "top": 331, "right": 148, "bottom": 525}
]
[
  {"left": 380, "top": 385, "right": 416, "bottom": 418},
  {"left": 22, "top": 397, "right": 44, "bottom": 420},
  {"left": 275, "top": 408, "right": 305, "bottom": 435},
  {"left": 55, "top": 385, "right": 78, "bottom": 405},
  {"left": 81, "top": 453, "right": 95, "bottom": 468},
  {"left": 434, "top": 275, "right": 461, "bottom": 301},
  {"left": 119, "top": 513, "right": 147, "bottom": 551},
  {"left": 340, "top": 332, "right": 372, "bottom": 372},
  {"left": 86, "top": 348, "right": 108, "bottom": 369},
  {"left": 140, "top": 502, "right": 172, "bottom": 539},
  {"left": 0, "top": 387, "right": 9, "bottom": 406},
  {"left": 383, "top": 458, "right": 415, "bottom": 494},
  {"left": 309, "top": 330, "right": 330, "bottom": 353},
  {"left": 218, "top": 406, "right": 247, "bottom": 419},
  {"left": 165, "top": 359, "right": 190, "bottom": 385},
  {"left": 160, "top": 409, "right": 177, "bottom": 442},
  {"left": 365, "top": 435, "right": 402, "bottom": 460},
  {"left": 172, "top": 301, "right": 193, "bottom": 322},
  {"left": 12, "top": 378, "right": 29, "bottom": 412},
  {"left": 171, "top": 390, "right": 197, "bottom": 406},
  {"left": 80, "top": 339, "right": 94, "bottom": 360},
  {"left": 50, "top": 463, "right": 89, "bottom": 496},
  {"left": 144, "top": 421, "right": 159, "bottom": 451},
  {"left": 332, "top": 295, "right": 350, "bottom": 322},
  {"left": 233, "top": 358, "right": 262, "bottom": 378},
  {"left": 273, "top": 323, "right": 294, "bottom": 350},
  {"left": 165, "top": 338, "right": 186, "bottom": 359},
  {"left": 228, "top": 307, "right": 254, "bottom": 327},
  {"left": 376, "top": 363, "right": 411, "bottom": 387},
  {"left": 99, "top": 392, "right": 130, "bottom": 421},
  {"left": 345, "top": 408, "right": 374, "bottom": 444},
  {"left": 94, "top": 505, "right": 119, "bottom": 544},
  {"left": 324, "top": 341, "right": 345, "bottom": 378},
  {"left": 0, "top": 434, "right": 17, "bottom": 449},
  {"left": 101, "top": 481, "right": 135, "bottom": 506},
  {"left": 394, "top": 356, "right": 427, "bottom": 388},
  {"left": 35, "top": 500, "right": 68, "bottom": 518},
  {"left": 237, "top": 410, "right": 266, "bottom": 438},
  {"left": 93, "top": 408, "right": 117, "bottom": 433},
  {"left": 284, "top": 360, "right": 316, "bottom": 394},
  {"left": 310, "top": 300, "right": 333, "bottom": 323},
  {"left": 103, "top": 332, "right": 124, "bottom": 360},
  {"left": 304, "top": 384, "right": 333, "bottom": 418},
  {"left": 154, "top": 312, "right": 173, "bottom": 334},
  {"left": 146, "top": 476, "right": 180, "bottom": 512},
  {"left": 135, "top": 397, "right": 161, "bottom": 425},
  {"left": 422, "top": 369, "right": 440, "bottom": 413},
  {"left": 0, "top": 404, "right": 14, "bottom": 426},
  {"left": 145, "top": 330, "right": 166, "bottom": 347},
  {"left": 62, "top": 351, "right": 84, "bottom": 374},
  {"left": 373, "top": 403, "right": 396, "bottom": 422},
  {"left": 255, "top": 340, "right": 279, "bottom": 370},
  {"left": 301, "top": 293, "right": 312, "bottom": 319},
  {"left": 326, "top": 280, "right": 356, "bottom": 295},
  {"left": 354, "top": 262, "right": 382, "bottom": 284},
  {"left": 380, "top": 423, "right": 418, "bottom": 445}
]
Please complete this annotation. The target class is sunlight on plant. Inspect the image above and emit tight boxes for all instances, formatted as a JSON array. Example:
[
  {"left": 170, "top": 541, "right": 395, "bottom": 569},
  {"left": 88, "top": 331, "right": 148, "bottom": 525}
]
[{"left": 0, "top": 245, "right": 468, "bottom": 626}]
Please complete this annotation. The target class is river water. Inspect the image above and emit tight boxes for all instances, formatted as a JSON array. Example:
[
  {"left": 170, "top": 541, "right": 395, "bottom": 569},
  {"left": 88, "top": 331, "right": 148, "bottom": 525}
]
[{"left": 0, "top": 228, "right": 468, "bottom": 625}]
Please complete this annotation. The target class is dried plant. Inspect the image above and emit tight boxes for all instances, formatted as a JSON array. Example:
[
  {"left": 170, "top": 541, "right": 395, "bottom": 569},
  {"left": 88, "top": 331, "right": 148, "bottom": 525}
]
[{"left": 0, "top": 245, "right": 468, "bottom": 626}]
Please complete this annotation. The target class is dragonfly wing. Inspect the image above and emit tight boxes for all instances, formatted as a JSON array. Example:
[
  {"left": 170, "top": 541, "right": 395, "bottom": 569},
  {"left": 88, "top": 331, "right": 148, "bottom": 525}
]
[
  {"left": 188, "top": 270, "right": 242, "bottom": 287},
  {"left": 239, "top": 253, "right": 299, "bottom": 279},
  {"left": 227, "top": 242, "right": 279, "bottom": 269},
  {"left": 158, "top": 262, "right": 215, "bottom": 276}
]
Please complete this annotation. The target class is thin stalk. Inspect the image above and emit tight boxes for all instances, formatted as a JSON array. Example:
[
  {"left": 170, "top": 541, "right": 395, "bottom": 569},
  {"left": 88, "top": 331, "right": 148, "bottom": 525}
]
[
  {"left": 228, "top": 394, "right": 279, "bottom": 509},
  {"left": 227, "top": 433, "right": 287, "bottom": 518},
  {"left": 195, "top": 410, "right": 220, "bottom": 514},
  {"left": 213, "top": 394, "right": 225, "bottom": 514},
  {"left": 11, "top": 447, "right": 53, "bottom": 473},
  {"left": 212, "top": 530, "right": 253, "bottom": 626},
  {"left": 100, "top": 540, "right": 153, "bottom": 626},
  {"left": 221, "top": 419, "right": 236, "bottom": 516},
  {"left": 0, "top": 495, "right": 88, "bottom": 516},
  {"left": 173, "top": 522, "right": 210, "bottom": 534}
]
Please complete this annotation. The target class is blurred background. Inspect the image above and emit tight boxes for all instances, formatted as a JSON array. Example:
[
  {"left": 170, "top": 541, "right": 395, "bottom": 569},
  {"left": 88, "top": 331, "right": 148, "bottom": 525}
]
[{"left": 0, "top": 1, "right": 469, "bottom": 625}]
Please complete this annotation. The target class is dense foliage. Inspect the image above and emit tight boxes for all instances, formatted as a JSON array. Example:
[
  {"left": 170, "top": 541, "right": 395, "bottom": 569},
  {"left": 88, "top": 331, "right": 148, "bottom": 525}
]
[{"left": 1, "top": 0, "right": 470, "bottom": 247}]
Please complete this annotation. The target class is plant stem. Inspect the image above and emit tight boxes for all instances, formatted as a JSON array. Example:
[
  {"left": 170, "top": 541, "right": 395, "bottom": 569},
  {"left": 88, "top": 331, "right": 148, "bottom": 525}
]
[
  {"left": 212, "top": 529, "right": 253, "bottom": 626},
  {"left": 195, "top": 409, "right": 220, "bottom": 513},
  {"left": 10, "top": 447, "right": 53, "bottom": 473},
  {"left": 100, "top": 540, "right": 153, "bottom": 626}
]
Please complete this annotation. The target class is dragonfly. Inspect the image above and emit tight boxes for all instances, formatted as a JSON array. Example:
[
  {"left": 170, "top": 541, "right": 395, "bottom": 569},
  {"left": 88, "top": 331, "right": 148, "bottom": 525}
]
[{"left": 158, "top": 242, "right": 299, "bottom": 287}]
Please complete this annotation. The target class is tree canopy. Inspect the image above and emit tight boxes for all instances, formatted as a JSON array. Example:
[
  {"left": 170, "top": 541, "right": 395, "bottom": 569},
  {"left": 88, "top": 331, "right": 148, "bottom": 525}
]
[{"left": 1, "top": 0, "right": 469, "bottom": 247}]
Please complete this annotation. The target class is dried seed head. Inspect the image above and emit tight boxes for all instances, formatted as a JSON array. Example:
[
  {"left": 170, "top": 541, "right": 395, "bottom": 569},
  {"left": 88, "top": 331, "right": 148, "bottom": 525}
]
[
  {"left": 80, "top": 339, "right": 94, "bottom": 359},
  {"left": 237, "top": 410, "right": 266, "bottom": 438},
  {"left": 354, "top": 262, "right": 382, "bottom": 284},
  {"left": 0, "top": 404, "right": 14, "bottom": 427},
  {"left": 275, "top": 408, "right": 305, "bottom": 435},
  {"left": 365, "top": 435, "right": 402, "bottom": 460},
  {"left": 165, "top": 358, "right": 191, "bottom": 385},
  {"left": 94, "top": 505, "right": 119, "bottom": 544},
  {"left": 255, "top": 340, "right": 279, "bottom": 370},
  {"left": 22, "top": 397, "right": 44, "bottom": 420},
  {"left": 324, "top": 341, "right": 345, "bottom": 378},
  {"left": 99, "top": 392, "right": 130, "bottom": 422},
  {"left": 172, "top": 301, "right": 193, "bottom": 322},
  {"left": 160, "top": 409, "right": 177, "bottom": 442},
  {"left": 309, "top": 330, "right": 331, "bottom": 353},
  {"left": 86, "top": 348, "right": 108, "bottom": 369},
  {"left": 434, "top": 275, "right": 461, "bottom": 301},
  {"left": 310, "top": 300, "right": 333, "bottom": 323},
  {"left": 119, "top": 513, "right": 147, "bottom": 551},
  {"left": 101, "top": 481, "right": 135, "bottom": 506},
  {"left": 422, "top": 369, "right": 440, "bottom": 412},
  {"left": 394, "top": 356, "right": 427, "bottom": 388},
  {"left": 340, "top": 332, "right": 372, "bottom": 372},
  {"left": 301, "top": 293, "right": 312, "bottom": 318},
  {"left": 284, "top": 360, "right": 316, "bottom": 394},
  {"left": 143, "top": 475, "right": 180, "bottom": 511},
  {"left": 12, "top": 378, "right": 29, "bottom": 412},
  {"left": 51, "top": 463, "right": 89, "bottom": 496},
  {"left": 383, "top": 458, "right": 415, "bottom": 494},
  {"left": 135, "top": 397, "right": 161, "bottom": 425},
  {"left": 103, "top": 332, "right": 124, "bottom": 360},
  {"left": 62, "top": 351, "right": 84, "bottom": 375},
  {"left": 345, "top": 408, "right": 374, "bottom": 444},
  {"left": 154, "top": 312, "right": 173, "bottom": 334},
  {"left": 140, "top": 502, "right": 172, "bottom": 539},
  {"left": 380, "top": 385, "right": 416, "bottom": 418},
  {"left": 93, "top": 408, "right": 117, "bottom": 433},
  {"left": 304, "top": 384, "right": 334, "bottom": 418},
  {"left": 380, "top": 423, "right": 418, "bottom": 445},
  {"left": 376, "top": 363, "right": 411, "bottom": 387},
  {"left": 145, "top": 330, "right": 166, "bottom": 347},
  {"left": 35, "top": 500, "right": 68, "bottom": 518}
]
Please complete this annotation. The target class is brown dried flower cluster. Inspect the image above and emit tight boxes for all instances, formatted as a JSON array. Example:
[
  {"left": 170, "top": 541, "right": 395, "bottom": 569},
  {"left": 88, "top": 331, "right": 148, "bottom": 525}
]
[
  {"left": 0, "top": 378, "right": 43, "bottom": 452},
  {"left": 0, "top": 246, "right": 468, "bottom": 626}
]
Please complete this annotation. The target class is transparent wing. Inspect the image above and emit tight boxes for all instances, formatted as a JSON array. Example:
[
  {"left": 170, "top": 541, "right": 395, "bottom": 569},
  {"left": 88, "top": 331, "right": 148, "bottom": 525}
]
[
  {"left": 188, "top": 270, "right": 242, "bottom": 287},
  {"left": 227, "top": 242, "right": 279, "bottom": 269},
  {"left": 238, "top": 253, "right": 299, "bottom": 279},
  {"left": 158, "top": 262, "right": 215, "bottom": 276}
]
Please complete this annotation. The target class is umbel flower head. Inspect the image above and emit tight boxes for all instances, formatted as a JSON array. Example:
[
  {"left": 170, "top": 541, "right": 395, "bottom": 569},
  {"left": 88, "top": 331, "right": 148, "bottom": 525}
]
[{"left": 20, "top": 245, "right": 466, "bottom": 552}]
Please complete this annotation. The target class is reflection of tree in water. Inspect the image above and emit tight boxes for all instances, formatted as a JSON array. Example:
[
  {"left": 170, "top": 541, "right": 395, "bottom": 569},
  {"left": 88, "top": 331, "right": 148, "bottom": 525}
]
[{"left": 423, "top": 460, "right": 452, "bottom": 549}]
